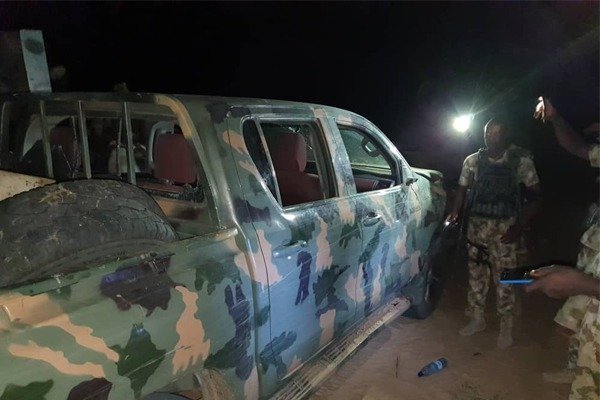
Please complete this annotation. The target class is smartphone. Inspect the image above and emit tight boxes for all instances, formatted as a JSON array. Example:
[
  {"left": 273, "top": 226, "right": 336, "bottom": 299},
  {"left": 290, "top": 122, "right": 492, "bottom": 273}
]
[{"left": 500, "top": 267, "right": 534, "bottom": 284}]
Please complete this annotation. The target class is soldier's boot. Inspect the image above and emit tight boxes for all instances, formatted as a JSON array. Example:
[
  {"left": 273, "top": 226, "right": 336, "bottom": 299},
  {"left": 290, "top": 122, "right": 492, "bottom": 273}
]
[
  {"left": 497, "top": 316, "right": 513, "bottom": 349},
  {"left": 459, "top": 310, "right": 486, "bottom": 336}
]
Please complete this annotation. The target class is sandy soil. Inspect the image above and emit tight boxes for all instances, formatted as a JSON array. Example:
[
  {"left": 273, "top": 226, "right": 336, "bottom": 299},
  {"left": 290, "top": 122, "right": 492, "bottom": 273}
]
[{"left": 312, "top": 270, "right": 572, "bottom": 400}]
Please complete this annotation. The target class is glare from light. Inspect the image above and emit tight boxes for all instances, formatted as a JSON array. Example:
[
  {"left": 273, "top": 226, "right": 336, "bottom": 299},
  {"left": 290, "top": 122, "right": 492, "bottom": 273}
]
[{"left": 452, "top": 114, "right": 473, "bottom": 133}]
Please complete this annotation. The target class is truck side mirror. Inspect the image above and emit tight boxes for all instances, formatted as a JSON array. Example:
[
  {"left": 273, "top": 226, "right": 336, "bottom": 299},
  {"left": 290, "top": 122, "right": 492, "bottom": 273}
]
[{"left": 405, "top": 177, "right": 418, "bottom": 186}]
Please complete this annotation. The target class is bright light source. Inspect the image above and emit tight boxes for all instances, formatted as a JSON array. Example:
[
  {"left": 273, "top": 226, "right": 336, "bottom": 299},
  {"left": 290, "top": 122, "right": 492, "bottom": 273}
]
[{"left": 452, "top": 114, "right": 473, "bottom": 133}]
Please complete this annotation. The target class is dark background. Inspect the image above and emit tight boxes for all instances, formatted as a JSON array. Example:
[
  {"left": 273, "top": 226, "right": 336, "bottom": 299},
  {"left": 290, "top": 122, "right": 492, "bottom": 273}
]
[{"left": 2, "top": 1, "right": 598, "bottom": 258}]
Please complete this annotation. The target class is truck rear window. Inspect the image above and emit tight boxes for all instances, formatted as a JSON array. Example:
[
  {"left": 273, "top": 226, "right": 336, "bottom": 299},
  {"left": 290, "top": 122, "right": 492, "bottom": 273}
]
[{"left": 0, "top": 99, "right": 203, "bottom": 202}]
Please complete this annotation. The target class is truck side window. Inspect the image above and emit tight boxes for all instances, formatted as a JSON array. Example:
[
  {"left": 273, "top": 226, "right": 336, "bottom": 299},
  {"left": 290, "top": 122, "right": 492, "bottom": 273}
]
[
  {"left": 242, "top": 120, "right": 278, "bottom": 200},
  {"left": 19, "top": 116, "right": 84, "bottom": 181},
  {"left": 86, "top": 116, "right": 203, "bottom": 203},
  {"left": 337, "top": 125, "right": 398, "bottom": 192},
  {"left": 133, "top": 124, "right": 204, "bottom": 203},
  {"left": 242, "top": 119, "right": 334, "bottom": 207},
  {"left": 87, "top": 117, "right": 129, "bottom": 177}
]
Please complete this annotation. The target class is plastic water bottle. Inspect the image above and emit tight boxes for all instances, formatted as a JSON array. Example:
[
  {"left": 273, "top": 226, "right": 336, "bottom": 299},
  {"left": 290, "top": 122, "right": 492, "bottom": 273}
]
[{"left": 417, "top": 358, "right": 448, "bottom": 377}]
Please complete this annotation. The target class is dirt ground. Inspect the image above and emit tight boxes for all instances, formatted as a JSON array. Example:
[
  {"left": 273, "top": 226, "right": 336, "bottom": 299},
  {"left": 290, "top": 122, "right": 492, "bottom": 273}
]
[
  {"left": 312, "top": 264, "right": 572, "bottom": 400},
  {"left": 310, "top": 193, "right": 591, "bottom": 400}
]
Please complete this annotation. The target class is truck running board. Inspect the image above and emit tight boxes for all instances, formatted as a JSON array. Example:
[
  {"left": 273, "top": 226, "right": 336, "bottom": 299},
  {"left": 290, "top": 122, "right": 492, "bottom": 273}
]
[{"left": 271, "top": 296, "right": 411, "bottom": 400}]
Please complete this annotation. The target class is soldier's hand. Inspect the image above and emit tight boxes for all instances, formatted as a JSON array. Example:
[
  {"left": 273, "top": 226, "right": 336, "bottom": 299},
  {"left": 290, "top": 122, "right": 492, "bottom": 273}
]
[
  {"left": 533, "top": 96, "right": 557, "bottom": 122},
  {"left": 526, "top": 266, "right": 599, "bottom": 299},
  {"left": 500, "top": 224, "right": 521, "bottom": 243}
]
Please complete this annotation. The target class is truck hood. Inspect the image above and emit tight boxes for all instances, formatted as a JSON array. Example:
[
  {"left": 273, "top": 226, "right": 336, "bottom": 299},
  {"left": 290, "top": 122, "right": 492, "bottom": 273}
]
[{"left": 411, "top": 167, "right": 443, "bottom": 183}]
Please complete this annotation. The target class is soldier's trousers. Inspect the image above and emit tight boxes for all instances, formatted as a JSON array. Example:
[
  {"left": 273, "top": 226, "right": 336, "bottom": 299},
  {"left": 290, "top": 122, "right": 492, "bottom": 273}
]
[
  {"left": 569, "top": 299, "right": 600, "bottom": 400},
  {"left": 555, "top": 294, "right": 589, "bottom": 370},
  {"left": 466, "top": 217, "right": 517, "bottom": 317}
]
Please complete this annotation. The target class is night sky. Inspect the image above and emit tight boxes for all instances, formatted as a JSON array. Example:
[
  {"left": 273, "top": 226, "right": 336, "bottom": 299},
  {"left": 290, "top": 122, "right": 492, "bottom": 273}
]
[{"left": 2, "top": 2, "right": 599, "bottom": 196}]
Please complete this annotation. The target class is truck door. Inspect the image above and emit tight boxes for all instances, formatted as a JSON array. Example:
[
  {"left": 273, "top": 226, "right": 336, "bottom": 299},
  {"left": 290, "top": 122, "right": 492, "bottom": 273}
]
[
  {"left": 226, "top": 112, "right": 363, "bottom": 387},
  {"left": 334, "top": 122, "right": 417, "bottom": 319}
]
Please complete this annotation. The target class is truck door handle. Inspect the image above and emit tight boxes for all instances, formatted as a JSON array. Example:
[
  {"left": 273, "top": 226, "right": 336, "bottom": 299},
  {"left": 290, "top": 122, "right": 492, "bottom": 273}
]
[
  {"left": 273, "top": 240, "right": 307, "bottom": 259},
  {"left": 362, "top": 213, "right": 382, "bottom": 227}
]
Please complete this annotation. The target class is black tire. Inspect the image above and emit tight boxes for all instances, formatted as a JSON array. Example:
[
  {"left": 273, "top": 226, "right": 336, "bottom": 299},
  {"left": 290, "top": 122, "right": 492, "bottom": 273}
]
[
  {"left": 403, "top": 235, "right": 446, "bottom": 319},
  {"left": 0, "top": 179, "right": 177, "bottom": 287},
  {"left": 402, "top": 265, "right": 444, "bottom": 319}
]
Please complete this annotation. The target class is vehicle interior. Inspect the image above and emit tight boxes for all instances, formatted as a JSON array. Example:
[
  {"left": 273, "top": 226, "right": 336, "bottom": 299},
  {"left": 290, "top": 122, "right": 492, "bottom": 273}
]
[{"left": 0, "top": 99, "right": 213, "bottom": 236}]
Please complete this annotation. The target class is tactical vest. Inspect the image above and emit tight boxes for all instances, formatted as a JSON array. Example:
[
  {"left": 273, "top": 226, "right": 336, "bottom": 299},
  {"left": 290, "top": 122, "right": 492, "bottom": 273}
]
[{"left": 468, "top": 147, "right": 526, "bottom": 220}]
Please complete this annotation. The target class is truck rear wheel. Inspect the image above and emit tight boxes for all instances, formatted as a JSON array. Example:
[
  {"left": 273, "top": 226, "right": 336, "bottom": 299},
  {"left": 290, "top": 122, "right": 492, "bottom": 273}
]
[
  {"left": 403, "top": 264, "right": 444, "bottom": 319},
  {"left": 0, "top": 179, "right": 177, "bottom": 287}
]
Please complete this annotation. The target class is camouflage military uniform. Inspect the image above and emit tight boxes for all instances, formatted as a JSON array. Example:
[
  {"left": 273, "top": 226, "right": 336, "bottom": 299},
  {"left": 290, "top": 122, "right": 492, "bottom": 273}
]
[
  {"left": 555, "top": 203, "right": 598, "bottom": 371},
  {"left": 590, "top": 144, "right": 600, "bottom": 167},
  {"left": 555, "top": 144, "right": 600, "bottom": 400},
  {"left": 459, "top": 145, "right": 540, "bottom": 317},
  {"left": 465, "top": 216, "right": 519, "bottom": 316}
]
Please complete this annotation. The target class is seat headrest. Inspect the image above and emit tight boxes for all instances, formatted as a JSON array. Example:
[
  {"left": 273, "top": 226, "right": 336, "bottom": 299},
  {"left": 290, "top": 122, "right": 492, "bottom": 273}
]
[
  {"left": 271, "top": 133, "right": 307, "bottom": 173},
  {"left": 153, "top": 133, "right": 196, "bottom": 184}
]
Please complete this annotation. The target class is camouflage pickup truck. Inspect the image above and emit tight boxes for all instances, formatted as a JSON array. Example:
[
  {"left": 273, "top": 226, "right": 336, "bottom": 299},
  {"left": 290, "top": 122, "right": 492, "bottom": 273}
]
[{"left": 0, "top": 92, "right": 445, "bottom": 400}]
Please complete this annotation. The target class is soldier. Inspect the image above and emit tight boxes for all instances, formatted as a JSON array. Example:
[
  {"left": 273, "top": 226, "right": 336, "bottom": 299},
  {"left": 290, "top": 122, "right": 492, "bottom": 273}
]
[
  {"left": 528, "top": 97, "right": 599, "bottom": 400},
  {"left": 446, "top": 117, "right": 542, "bottom": 348}
]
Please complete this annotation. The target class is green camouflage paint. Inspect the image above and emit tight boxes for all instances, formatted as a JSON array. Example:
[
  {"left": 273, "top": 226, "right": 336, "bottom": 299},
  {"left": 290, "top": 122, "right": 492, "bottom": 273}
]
[{"left": 0, "top": 92, "right": 445, "bottom": 399}]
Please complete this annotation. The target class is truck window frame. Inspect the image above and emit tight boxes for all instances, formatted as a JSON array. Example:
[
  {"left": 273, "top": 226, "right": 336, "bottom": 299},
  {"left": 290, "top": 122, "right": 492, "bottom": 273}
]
[
  {"left": 242, "top": 116, "right": 339, "bottom": 210},
  {"left": 336, "top": 122, "right": 403, "bottom": 192},
  {"left": 0, "top": 96, "right": 219, "bottom": 235}
]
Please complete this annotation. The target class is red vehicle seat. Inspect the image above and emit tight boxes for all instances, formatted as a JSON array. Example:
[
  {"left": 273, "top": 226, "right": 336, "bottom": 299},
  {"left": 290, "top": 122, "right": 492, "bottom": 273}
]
[
  {"left": 153, "top": 133, "right": 196, "bottom": 185},
  {"left": 354, "top": 177, "right": 378, "bottom": 193},
  {"left": 270, "top": 132, "right": 322, "bottom": 206}
]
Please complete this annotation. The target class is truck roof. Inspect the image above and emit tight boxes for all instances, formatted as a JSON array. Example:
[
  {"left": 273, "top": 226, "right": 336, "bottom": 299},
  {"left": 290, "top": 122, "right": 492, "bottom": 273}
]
[{"left": 3, "top": 91, "right": 364, "bottom": 121}]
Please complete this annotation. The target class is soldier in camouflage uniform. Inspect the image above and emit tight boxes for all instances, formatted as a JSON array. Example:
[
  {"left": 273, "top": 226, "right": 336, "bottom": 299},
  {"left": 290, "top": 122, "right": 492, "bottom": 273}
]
[
  {"left": 446, "top": 117, "right": 542, "bottom": 349},
  {"left": 546, "top": 201, "right": 599, "bottom": 385},
  {"left": 528, "top": 259, "right": 599, "bottom": 400},
  {"left": 529, "top": 97, "right": 600, "bottom": 399}
]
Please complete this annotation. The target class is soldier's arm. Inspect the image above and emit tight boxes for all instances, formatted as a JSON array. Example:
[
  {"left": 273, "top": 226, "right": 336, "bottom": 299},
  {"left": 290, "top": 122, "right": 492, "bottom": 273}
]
[
  {"left": 580, "top": 274, "right": 600, "bottom": 299},
  {"left": 551, "top": 115, "right": 590, "bottom": 160},
  {"left": 446, "top": 185, "right": 467, "bottom": 222},
  {"left": 537, "top": 98, "right": 591, "bottom": 160},
  {"left": 501, "top": 182, "right": 541, "bottom": 243},
  {"left": 516, "top": 155, "right": 542, "bottom": 230},
  {"left": 446, "top": 156, "right": 473, "bottom": 223},
  {"left": 454, "top": 185, "right": 467, "bottom": 212}
]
